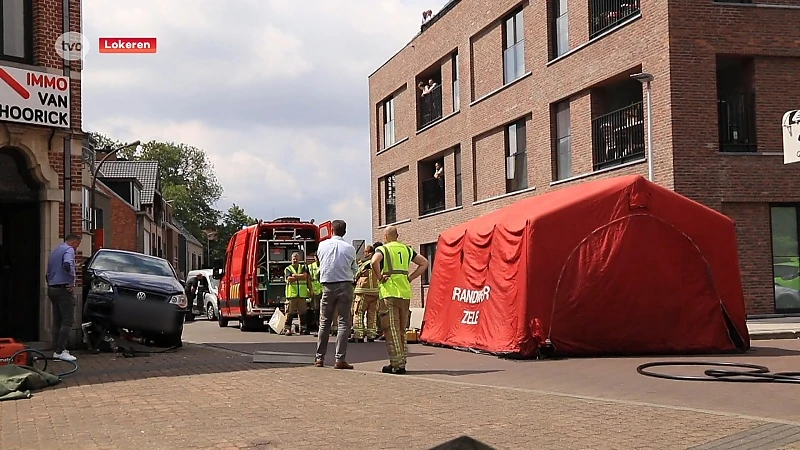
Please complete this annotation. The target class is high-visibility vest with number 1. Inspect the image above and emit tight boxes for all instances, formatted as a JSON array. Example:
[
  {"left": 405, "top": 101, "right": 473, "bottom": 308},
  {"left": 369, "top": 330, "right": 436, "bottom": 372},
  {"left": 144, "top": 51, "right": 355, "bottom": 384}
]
[{"left": 377, "top": 241, "right": 413, "bottom": 300}]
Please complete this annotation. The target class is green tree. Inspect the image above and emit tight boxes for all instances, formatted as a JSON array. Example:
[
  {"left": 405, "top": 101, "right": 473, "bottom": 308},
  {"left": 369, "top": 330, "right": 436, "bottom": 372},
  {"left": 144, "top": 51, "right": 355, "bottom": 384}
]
[
  {"left": 128, "top": 140, "right": 224, "bottom": 239},
  {"left": 208, "top": 204, "right": 258, "bottom": 263},
  {"left": 87, "top": 131, "right": 138, "bottom": 159}
]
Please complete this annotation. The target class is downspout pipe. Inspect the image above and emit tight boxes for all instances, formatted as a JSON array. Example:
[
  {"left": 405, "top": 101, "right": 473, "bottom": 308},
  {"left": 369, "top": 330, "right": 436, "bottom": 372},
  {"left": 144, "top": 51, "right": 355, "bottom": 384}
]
[{"left": 61, "top": 0, "right": 71, "bottom": 237}]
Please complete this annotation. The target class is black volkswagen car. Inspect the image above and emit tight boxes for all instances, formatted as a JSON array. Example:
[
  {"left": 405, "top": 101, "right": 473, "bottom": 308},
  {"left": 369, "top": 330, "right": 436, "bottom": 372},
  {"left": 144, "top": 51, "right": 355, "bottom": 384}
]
[{"left": 82, "top": 249, "right": 188, "bottom": 347}]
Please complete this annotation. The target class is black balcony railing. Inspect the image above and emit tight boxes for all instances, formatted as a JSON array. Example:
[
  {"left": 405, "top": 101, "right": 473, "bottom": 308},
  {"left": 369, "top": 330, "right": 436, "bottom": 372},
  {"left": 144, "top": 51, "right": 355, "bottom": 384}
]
[
  {"left": 718, "top": 92, "right": 757, "bottom": 153},
  {"left": 419, "top": 84, "right": 443, "bottom": 129},
  {"left": 385, "top": 197, "right": 397, "bottom": 225},
  {"left": 421, "top": 177, "right": 445, "bottom": 216},
  {"left": 591, "top": 102, "right": 645, "bottom": 170},
  {"left": 590, "top": 0, "right": 640, "bottom": 38}
]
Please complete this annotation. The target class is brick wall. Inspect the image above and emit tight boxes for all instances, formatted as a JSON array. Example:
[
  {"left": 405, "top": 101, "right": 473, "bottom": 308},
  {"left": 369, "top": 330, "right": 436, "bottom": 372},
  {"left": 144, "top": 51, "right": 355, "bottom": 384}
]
[
  {"left": 369, "top": 0, "right": 800, "bottom": 311},
  {"left": 98, "top": 184, "right": 138, "bottom": 252}
]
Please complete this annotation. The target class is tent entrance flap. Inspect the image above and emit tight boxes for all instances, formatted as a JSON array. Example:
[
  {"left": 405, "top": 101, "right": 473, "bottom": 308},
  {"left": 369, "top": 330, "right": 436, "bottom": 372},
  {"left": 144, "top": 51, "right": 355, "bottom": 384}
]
[{"left": 548, "top": 213, "right": 737, "bottom": 356}]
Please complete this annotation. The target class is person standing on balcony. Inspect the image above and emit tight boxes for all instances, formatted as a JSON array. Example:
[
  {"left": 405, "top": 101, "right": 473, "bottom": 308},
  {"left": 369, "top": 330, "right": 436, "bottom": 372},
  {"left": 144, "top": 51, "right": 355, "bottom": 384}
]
[
  {"left": 372, "top": 227, "right": 429, "bottom": 374},
  {"left": 283, "top": 252, "right": 310, "bottom": 336}
]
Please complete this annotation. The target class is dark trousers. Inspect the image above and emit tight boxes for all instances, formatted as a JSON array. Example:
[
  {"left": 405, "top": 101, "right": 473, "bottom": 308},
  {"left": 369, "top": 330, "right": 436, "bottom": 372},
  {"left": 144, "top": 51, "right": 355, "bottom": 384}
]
[{"left": 47, "top": 286, "right": 75, "bottom": 353}]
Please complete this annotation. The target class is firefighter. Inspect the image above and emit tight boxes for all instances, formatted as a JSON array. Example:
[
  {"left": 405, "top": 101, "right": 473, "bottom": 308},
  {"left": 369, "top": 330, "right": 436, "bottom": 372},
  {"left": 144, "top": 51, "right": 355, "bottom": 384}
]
[
  {"left": 306, "top": 253, "right": 323, "bottom": 331},
  {"left": 350, "top": 245, "right": 379, "bottom": 342},
  {"left": 184, "top": 272, "right": 209, "bottom": 320},
  {"left": 371, "top": 227, "right": 428, "bottom": 374},
  {"left": 283, "top": 252, "right": 310, "bottom": 336},
  {"left": 372, "top": 241, "right": 386, "bottom": 341}
]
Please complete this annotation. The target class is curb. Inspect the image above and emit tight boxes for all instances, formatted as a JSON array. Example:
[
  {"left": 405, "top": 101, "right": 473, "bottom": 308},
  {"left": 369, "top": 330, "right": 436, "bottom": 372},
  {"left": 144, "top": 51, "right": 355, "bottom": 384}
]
[{"left": 749, "top": 331, "right": 800, "bottom": 340}]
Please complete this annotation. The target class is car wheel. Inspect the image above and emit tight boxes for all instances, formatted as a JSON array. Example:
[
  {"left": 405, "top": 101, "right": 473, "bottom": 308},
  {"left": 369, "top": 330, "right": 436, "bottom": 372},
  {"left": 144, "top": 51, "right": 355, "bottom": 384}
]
[
  {"left": 206, "top": 302, "right": 216, "bottom": 320},
  {"left": 218, "top": 312, "right": 229, "bottom": 327}
]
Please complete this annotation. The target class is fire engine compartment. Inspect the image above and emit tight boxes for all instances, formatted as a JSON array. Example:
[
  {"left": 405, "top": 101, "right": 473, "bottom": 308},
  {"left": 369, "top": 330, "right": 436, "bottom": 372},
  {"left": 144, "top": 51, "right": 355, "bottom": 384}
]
[{"left": 254, "top": 220, "right": 319, "bottom": 307}]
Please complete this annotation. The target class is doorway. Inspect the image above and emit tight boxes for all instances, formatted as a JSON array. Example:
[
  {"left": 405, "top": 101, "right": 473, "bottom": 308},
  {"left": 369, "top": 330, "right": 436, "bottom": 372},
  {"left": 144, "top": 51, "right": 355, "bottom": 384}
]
[{"left": 0, "top": 147, "right": 41, "bottom": 341}]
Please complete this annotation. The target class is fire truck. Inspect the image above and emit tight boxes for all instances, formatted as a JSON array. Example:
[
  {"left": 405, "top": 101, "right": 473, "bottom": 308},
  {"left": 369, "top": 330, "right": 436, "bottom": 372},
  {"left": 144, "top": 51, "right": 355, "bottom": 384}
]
[{"left": 212, "top": 217, "right": 332, "bottom": 331}]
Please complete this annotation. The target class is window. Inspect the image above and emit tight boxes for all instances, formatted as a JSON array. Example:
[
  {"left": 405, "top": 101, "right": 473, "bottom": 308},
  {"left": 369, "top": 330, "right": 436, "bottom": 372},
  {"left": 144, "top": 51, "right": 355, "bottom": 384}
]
[
  {"left": 503, "top": 9, "right": 525, "bottom": 84},
  {"left": 771, "top": 206, "right": 800, "bottom": 313},
  {"left": 131, "top": 184, "right": 142, "bottom": 210},
  {"left": 94, "top": 208, "right": 104, "bottom": 229},
  {"left": 454, "top": 147, "right": 462, "bottom": 207},
  {"left": 717, "top": 56, "right": 756, "bottom": 153},
  {"left": 452, "top": 52, "right": 460, "bottom": 112},
  {"left": 144, "top": 230, "right": 151, "bottom": 256},
  {"left": 384, "top": 173, "right": 397, "bottom": 225},
  {"left": 421, "top": 242, "right": 437, "bottom": 285},
  {"left": 1, "top": 0, "right": 33, "bottom": 63},
  {"left": 383, "top": 96, "right": 396, "bottom": 148},
  {"left": 554, "top": 101, "right": 572, "bottom": 180},
  {"left": 505, "top": 120, "right": 528, "bottom": 193},
  {"left": 82, "top": 187, "right": 92, "bottom": 231},
  {"left": 552, "top": 0, "right": 568, "bottom": 58}
]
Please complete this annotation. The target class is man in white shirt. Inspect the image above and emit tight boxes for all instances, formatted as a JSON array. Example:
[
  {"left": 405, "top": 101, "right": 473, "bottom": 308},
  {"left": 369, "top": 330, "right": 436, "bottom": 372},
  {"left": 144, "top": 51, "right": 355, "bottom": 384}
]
[{"left": 314, "top": 219, "right": 358, "bottom": 369}]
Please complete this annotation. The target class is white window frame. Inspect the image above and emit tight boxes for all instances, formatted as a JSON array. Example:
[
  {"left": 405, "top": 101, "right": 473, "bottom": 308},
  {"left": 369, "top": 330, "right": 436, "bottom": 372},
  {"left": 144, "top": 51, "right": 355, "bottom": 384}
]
[{"left": 383, "top": 96, "right": 396, "bottom": 148}]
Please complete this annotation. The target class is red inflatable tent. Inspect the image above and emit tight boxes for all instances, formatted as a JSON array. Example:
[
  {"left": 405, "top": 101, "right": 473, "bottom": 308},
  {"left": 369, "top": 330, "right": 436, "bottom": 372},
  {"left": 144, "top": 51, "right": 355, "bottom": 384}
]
[{"left": 420, "top": 175, "right": 750, "bottom": 358}]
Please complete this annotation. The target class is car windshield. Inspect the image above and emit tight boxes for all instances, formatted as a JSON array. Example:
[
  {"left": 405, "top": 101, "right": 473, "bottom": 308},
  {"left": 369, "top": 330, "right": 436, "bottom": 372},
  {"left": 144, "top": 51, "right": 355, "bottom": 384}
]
[{"left": 90, "top": 251, "right": 176, "bottom": 278}]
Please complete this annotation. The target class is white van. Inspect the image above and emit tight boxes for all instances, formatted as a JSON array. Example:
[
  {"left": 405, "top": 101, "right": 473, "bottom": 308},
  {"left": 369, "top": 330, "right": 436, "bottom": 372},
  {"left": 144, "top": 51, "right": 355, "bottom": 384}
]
[{"left": 186, "top": 269, "right": 219, "bottom": 321}]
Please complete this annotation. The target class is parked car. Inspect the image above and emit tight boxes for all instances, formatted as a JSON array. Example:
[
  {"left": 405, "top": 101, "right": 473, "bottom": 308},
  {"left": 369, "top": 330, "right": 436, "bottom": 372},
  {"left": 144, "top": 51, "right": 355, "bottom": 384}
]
[
  {"left": 186, "top": 269, "right": 219, "bottom": 320},
  {"left": 82, "top": 249, "right": 188, "bottom": 347}
]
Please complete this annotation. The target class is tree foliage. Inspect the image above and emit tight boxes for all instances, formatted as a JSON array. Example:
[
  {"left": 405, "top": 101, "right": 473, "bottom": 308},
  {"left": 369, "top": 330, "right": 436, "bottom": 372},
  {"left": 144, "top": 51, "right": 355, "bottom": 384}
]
[{"left": 88, "top": 131, "right": 255, "bottom": 263}]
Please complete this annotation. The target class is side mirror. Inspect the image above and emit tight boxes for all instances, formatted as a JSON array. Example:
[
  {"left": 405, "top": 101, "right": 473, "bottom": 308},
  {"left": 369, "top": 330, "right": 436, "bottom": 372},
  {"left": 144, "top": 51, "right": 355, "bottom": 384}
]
[{"left": 212, "top": 267, "right": 223, "bottom": 280}]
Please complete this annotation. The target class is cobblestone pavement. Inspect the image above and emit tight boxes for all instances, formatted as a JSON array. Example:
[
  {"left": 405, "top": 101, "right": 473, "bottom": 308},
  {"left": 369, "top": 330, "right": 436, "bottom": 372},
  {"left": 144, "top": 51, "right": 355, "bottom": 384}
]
[{"left": 1, "top": 342, "right": 798, "bottom": 450}]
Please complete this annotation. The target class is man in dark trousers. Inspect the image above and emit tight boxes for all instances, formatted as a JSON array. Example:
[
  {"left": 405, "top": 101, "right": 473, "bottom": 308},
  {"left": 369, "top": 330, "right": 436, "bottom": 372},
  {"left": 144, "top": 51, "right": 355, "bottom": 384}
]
[
  {"left": 184, "top": 272, "right": 209, "bottom": 319},
  {"left": 45, "top": 234, "right": 81, "bottom": 362}
]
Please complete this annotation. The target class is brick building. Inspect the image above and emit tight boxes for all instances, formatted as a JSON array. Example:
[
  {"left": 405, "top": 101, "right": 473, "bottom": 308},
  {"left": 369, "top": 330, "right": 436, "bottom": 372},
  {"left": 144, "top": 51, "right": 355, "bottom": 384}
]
[
  {"left": 368, "top": 0, "right": 800, "bottom": 314},
  {"left": 0, "top": 0, "right": 87, "bottom": 343}
]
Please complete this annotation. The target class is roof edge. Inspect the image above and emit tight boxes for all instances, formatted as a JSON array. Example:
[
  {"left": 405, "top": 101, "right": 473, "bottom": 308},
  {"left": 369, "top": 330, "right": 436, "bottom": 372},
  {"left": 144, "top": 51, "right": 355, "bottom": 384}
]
[{"left": 368, "top": 0, "right": 462, "bottom": 79}]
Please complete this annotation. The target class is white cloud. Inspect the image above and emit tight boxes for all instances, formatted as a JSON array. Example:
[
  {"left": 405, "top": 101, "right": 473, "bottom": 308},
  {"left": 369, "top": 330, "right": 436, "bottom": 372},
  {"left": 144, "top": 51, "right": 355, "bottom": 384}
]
[{"left": 82, "top": 0, "right": 451, "bottom": 242}]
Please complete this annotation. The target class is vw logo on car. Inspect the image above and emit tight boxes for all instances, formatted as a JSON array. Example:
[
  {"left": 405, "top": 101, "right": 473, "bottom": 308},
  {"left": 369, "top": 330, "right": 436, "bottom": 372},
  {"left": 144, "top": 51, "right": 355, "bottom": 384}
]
[{"left": 136, "top": 292, "right": 146, "bottom": 300}]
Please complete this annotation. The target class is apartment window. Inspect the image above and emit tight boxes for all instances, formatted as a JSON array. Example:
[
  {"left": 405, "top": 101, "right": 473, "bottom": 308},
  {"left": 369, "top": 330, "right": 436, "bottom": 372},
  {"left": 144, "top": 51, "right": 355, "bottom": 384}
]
[
  {"left": 383, "top": 96, "right": 396, "bottom": 148},
  {"left": 421, "top": 242, "right": 437, "bottom": 285},
  {"left": 454, "top": 147, "right": 462, "bottom": 207},
  {"left": 717, "top": 56, "right": 756, "bottom": 153},
  {"left": 505, "top": 120, "right": 528, "bottom": 193},
  {"left": 554, "top": 101, "right": 572, "bottom": 180},
  {"left": 1, "top": 0, "right": 33, "bottom": 63},
  {"left": 770, "top": 206, "right": 800, "bottom": 313},
  {"left": 452, "top": 52, "right": 460, "bottom": 112},
  {"left": 551, "top": 0, "right": 569, "bottom": 58},
  {"left": 82, "top": 187, "right": 92, "bottom": 231},
  {"left": 503, "top": 9, "right": 525, "bottom": 84},
  {"left": 384, "top": 173, "right": 397, "bottom": 225}
]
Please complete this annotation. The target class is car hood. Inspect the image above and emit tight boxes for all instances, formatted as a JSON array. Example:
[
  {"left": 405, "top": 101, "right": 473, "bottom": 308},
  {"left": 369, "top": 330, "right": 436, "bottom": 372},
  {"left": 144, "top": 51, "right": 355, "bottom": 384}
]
[{"left": 96, "top": 270, "right": 184, "bottom": 294}]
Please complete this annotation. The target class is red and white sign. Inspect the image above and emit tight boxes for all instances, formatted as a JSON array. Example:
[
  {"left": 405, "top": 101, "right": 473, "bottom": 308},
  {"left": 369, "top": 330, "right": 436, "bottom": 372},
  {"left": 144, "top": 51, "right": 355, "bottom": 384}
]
[
  {"left": 784, "top": 110, "right": 800, "bottom": 165},
  {"left": 0, "top": 66, "right": 70, "bottom": 128},
  {"left": 98, "top": 37, "right": 157, "bottom": 54}
]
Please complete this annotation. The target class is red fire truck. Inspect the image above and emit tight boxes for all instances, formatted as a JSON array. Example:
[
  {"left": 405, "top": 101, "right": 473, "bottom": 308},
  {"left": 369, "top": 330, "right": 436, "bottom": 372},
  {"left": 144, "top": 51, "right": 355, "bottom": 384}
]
[{"left": 212, "top": 217, "right": 332, "bottom": 331}]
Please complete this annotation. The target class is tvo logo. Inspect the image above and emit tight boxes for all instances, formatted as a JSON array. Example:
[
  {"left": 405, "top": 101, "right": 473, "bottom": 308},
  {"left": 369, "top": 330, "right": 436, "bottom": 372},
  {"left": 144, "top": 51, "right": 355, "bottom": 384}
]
[{"left": 54, "top": 32, "right": 90, "bottom": 61}]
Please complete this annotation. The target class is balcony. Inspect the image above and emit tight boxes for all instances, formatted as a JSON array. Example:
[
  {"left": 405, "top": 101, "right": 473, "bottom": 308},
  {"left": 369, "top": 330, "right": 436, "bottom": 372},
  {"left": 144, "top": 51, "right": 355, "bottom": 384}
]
[
  {"left": 421, "top": 177, "right": 445, "bottom": 216},
  {"left": 419, "top": 84, "right": 443, "bottom": 129},
  {"left": 591, "top": 102, "right": 645, "bottom": 170},
  {"left": 718, "top": 92, "right": 756, "bottom": 153},
  {"left": 590, "top": 0, "right": 640, "bottom": 39}
]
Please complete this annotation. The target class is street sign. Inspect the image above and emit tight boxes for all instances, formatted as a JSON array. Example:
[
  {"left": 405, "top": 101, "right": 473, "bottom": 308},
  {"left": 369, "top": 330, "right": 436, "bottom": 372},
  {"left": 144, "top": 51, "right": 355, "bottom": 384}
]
[
  {"left": 783, "top": 109, "right": 800, "bottom": 164},
  {"left": 352, "top": 239, "right": 365, "bottom": 260}
]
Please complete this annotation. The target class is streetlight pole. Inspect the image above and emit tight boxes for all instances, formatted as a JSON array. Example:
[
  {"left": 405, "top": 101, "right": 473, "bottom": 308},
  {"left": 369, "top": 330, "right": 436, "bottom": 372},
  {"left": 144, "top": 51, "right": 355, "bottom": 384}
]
[
  {"left": 631, "top": 73, "right": 655, "bottom": 181},
  {"left": 89, "top": 140, "right": 141, "bottom": 242}
]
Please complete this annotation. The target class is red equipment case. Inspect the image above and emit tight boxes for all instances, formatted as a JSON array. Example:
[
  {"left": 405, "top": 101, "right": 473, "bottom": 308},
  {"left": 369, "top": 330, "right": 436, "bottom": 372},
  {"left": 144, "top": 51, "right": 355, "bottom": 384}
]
[{"left": 0, "top": 338, "right": 29, "bottom": 366}]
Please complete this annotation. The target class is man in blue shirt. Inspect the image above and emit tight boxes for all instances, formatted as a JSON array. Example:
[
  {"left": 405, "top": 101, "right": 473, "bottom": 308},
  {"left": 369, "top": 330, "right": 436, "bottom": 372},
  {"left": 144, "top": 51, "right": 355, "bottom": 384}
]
[{"left": 45, "top": 234, "right": 81, "bottom": 362}]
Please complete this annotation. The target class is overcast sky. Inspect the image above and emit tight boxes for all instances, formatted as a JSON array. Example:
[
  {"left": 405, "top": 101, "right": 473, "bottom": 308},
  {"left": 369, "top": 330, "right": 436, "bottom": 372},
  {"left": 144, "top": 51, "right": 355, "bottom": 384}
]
[{"left": 82, "top": 0, "right": 449, "bottom": 242}]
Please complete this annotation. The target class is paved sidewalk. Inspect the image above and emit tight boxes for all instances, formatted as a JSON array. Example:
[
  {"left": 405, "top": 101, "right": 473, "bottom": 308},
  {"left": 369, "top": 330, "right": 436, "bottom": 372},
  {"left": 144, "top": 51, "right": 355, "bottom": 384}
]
[
  {"left": 749, "top": 317, "right": 800, "bottom": 340},
  {"left": 0, "top": 344, "right": 797, "bottom": 450}
]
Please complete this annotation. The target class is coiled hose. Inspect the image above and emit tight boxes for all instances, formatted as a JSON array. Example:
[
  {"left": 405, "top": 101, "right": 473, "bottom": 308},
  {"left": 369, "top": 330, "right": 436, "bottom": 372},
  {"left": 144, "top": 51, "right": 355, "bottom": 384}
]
[
  {"left": 8, "top": 348, "right": 79, "bottom": 378},
  {"left": 637, "top": 361, "right": 800, "bottom": 384}
]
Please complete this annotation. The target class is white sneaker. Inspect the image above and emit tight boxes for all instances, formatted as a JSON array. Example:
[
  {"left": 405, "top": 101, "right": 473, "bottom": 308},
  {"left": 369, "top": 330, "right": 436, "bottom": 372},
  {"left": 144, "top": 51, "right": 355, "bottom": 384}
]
[{"left": 53, "top": 350, "right": 77, "bottom": 362}]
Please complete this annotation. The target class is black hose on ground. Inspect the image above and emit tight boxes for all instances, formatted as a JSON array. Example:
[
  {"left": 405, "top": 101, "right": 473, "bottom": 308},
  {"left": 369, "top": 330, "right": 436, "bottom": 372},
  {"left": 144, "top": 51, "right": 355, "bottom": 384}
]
[
  {"left": 8, "top": 348, "right": 79, "bottom": 378},
  {"left": 637, "top": 361, "right": 800, "bottom": 384}
]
